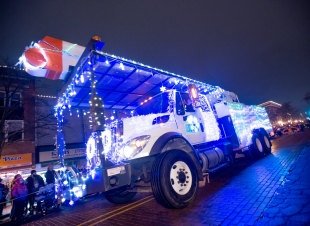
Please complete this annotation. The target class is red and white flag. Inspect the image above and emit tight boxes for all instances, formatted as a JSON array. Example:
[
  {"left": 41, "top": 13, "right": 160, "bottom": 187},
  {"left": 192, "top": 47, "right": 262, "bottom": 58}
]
[{"left": 20, "top": 36, "right": 85, "bottom": 80}]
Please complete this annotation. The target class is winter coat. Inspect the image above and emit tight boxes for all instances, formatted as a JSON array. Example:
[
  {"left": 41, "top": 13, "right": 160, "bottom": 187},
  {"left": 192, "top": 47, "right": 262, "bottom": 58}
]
[
  {"left": 11, "top": 183, "right": 28, "bottom": 201},
  {"left": 45, "top": 170, "right": 56, "bottom": 184},
  {"left": 0, "top": 183, "right": 8, "bottom": 201},
  {"left": 26, "top": 175, "right": 45, "bottom": 193}
]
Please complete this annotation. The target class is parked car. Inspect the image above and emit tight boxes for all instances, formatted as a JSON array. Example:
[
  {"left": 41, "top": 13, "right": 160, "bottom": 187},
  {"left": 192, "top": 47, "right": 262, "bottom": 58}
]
[
  {"left": 282, "top": 126, "right": 300, "bottom": 135},
  {"left": 274, "top": 127, "right": 283, "bottom": 137}
]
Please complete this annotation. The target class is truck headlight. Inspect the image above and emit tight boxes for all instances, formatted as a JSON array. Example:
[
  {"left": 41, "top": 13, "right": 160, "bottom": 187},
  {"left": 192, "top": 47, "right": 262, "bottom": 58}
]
[{"left": 123, "top": 135, "right": 151, "bottom": 159}]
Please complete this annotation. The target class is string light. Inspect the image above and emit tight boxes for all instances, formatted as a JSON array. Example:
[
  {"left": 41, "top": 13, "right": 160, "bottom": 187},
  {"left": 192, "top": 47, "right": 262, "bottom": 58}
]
[
  {"left": 45, "top": 39, "right": 257, "bottom": 204},
  {"left": 160, "top": 86, "right": 166, "bottom": 92},
  {"left": 198, "top": 94, "right": 221, "bottom": 141},
  {"left": 37, "top": 94, "right": 57, "bottom": 98},
  {"left": 228, "top": 103, "right": 272, "bottom": 147},
  {"left": 119, "top": 62, "right": 125, "bottom": 70}
]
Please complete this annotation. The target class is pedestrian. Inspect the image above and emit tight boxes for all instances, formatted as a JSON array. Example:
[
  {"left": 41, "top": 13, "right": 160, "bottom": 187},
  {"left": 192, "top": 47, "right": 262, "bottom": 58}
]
[
  {"left": 45, "top": 165, "right": 57, "bottom": 184},
  {"left": 0, "top": 178, "right": 9, "bottom": 217},
  {"left": 11, "top": 177, "right": 28, "bottom": 221},
  {"left": 11, "top": 174, "right": 22, "bottom": 189},
  {"left": 26, "top": 170, "right": 45, "bottom": 213}
]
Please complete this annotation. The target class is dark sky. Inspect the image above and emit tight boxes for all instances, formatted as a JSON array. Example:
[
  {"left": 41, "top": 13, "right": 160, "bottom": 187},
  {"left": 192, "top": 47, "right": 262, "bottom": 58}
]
[{"left": 1, "top": 1, "right": 310, "bottom": 113}]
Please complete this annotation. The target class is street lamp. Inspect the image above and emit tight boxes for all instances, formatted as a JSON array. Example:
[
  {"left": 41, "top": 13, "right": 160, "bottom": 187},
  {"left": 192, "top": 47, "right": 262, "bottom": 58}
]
[{"left": 287, "top": 113, "right": 292, "bottom": 124}]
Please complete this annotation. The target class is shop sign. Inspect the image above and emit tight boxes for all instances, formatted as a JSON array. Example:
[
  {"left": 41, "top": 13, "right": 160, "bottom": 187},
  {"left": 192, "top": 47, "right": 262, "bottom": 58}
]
[
  {"left": 0, "top": 153, "right": 32, "bottom": 169},
  {"left": 39, "top": 148, "right": 86, "bottom": 162}
]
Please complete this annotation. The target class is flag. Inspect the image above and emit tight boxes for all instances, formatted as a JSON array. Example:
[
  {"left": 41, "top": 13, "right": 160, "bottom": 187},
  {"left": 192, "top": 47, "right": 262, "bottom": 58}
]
[{"left": 20, "top": 36, "right": 85, "bottom": 80}]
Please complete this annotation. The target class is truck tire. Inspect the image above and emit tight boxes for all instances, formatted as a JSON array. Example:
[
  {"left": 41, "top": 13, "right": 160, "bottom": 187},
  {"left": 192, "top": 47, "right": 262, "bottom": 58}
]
[
  {"left": 250, "top": 133, "right": 265, "bottom": 158},
  {"left": 258, "top": 129, "right": 272, "bottom": 154},
  {"left": 103, "top": 188, "right": 137, "bottom": 204},
  {"left": 151, "top": 150, "right": 198, "bottom": 209}
]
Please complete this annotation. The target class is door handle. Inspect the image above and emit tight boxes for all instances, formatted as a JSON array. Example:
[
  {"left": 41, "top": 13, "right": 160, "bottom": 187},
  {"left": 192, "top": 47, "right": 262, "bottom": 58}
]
[{"left": 200, "top": 123, "right": 204, "bottom": 132}]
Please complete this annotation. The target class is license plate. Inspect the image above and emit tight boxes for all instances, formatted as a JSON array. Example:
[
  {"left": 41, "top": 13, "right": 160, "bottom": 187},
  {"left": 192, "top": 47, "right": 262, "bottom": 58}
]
[{"left": 107, "top": 166, "right": 125, "bottom": 176}]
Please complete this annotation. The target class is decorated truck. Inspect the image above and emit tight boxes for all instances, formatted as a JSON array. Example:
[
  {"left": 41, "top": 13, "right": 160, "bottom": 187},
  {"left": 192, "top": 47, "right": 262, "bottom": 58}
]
[{"left": 19, "top": 36, "right": 273, "bottom": 209}]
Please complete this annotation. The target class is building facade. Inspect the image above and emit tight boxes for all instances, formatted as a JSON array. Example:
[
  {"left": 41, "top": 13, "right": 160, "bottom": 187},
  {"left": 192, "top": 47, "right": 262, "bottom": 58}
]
[
  {"left": 0, "top": 65, "right": 35, "bottom": 171},
  {"left": 0, "top": 65, "right": 88, "bottom": 173},
  {"left": 259, "top": 100, "right": 282, "bottom": 125}
]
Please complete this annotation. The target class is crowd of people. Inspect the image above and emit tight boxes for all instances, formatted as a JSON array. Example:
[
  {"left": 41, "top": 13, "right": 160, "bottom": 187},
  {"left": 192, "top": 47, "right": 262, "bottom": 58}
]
[{"left": 0, "top": 165, "right": 58, "bottom": 222}]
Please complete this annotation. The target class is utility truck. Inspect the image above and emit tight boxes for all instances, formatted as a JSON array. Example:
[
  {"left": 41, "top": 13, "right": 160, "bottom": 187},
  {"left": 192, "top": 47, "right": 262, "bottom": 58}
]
[{"left": 20, "top": 36, "right": 273, "bottom": 209}]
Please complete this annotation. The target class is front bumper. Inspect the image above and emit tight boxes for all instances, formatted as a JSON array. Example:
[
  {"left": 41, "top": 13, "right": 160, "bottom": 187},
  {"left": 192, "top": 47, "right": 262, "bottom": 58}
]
[{"left": 85, "top": 164, "right": 132, "bottom": 194}]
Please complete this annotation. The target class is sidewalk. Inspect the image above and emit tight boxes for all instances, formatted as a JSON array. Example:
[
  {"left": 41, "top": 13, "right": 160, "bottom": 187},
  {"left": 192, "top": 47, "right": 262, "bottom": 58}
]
[{"left": 257, "top": 142, "right": 310, "bottom": 225}]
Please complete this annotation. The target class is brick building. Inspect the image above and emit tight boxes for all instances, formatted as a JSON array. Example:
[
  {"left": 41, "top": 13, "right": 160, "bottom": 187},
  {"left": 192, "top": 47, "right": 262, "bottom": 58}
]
[
  {"left": 0, "top": 65, "right": 88, "bottom": 173},
  {"left": 0, "top": 65, "right": 36, "bottom": 171}
]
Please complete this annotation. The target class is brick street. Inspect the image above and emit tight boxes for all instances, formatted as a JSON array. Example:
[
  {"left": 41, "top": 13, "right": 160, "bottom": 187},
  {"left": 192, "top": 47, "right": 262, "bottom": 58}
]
[{"left": 2, "top": 130, "right": 310, "bottom": 226}]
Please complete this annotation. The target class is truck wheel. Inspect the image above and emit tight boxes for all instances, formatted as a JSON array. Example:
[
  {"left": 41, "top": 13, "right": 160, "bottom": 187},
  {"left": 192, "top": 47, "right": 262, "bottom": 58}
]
[
  {"left": 104, "top": 188, "right": 137, "bottom": 204},
  {"left": 250, "top": 133, "right": 265, "bottom": 158},
  {"left": 258, "top": 129, "right": 272, "bottom": 154},
  {"left": 151, "top": 150, "right": 198, "bottom": 209}
]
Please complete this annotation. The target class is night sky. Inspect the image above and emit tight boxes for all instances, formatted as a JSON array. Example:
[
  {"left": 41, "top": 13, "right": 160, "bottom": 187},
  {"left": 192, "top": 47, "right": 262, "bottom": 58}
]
[{"left": 1, "top": 1, "right": 310, "bottom": 113}]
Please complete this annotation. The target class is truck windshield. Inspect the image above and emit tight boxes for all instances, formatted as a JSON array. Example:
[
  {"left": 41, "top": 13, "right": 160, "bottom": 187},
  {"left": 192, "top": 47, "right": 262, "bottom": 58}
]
[{"left": 134, "top": 92, "right": 170, "bottom": 116}]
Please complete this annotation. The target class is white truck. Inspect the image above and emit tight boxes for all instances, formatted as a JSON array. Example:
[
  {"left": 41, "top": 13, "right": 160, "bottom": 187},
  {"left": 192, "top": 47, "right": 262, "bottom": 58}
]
[
  {"left": 97, "top": 87, "right": 272, "bottom": 209},
  {"left": 21, "top": 36, "right": 273, "bottom": 209}
]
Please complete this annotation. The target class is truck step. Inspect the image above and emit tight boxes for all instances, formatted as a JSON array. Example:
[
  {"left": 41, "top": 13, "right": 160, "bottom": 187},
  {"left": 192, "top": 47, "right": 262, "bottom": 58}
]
[{"left": 206, "top": 163, "right": 228, "bottom": 173}]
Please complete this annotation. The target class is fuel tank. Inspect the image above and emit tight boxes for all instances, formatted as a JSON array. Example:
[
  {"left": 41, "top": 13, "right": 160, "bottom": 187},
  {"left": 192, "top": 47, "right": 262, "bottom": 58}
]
[{"left": 198, "top": 147, "right": 225, "bottom": 172}]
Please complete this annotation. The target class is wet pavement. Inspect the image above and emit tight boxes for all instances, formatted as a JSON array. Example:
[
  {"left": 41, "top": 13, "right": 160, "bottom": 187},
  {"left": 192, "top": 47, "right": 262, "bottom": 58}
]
[
  {"left": 1, "top": 130, "right": 310, "bottom": 225},
  {"left": 257, "top": 141, "right": 310, "bottom": 225}
]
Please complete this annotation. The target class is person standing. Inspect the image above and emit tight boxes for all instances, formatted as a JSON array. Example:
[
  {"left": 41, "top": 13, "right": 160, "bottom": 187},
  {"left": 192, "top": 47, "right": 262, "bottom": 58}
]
[
  {"left": 10, "top": 174, "right": 22, "bottom": 189},
  {"left": 0, "top": 178, "right": 8, "bottom": 217},
  {"left": 11, "top": 177, "right": 28, "bottom": 221},
  {"left": 26, "top": 170, "right": 45, "bottom": 213},
  {"left": 45, "top": 165, "right": 57, "bottom": 184}
]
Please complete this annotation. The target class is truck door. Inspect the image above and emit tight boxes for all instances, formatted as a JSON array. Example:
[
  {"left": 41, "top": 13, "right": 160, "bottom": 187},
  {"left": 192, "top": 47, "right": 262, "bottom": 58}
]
[{"left": 174, "top": 92, "right": 205, "bottom": 144}]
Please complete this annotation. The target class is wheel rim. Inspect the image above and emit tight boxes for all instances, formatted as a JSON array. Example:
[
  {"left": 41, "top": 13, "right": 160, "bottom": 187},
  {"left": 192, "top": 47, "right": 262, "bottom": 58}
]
[
  {"left": 264, "top": 136, "right": 270, "bottom": 148},
  {"left": 255, "top": 138, "right": 263, "bottom": 153},
  {"left": 170, "top": 161, "right": 192, "bottom": 195}
]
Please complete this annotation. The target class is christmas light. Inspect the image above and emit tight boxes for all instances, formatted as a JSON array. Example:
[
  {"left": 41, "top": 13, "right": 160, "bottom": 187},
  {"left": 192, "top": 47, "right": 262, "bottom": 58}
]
[
  {"left": 120, "top": 62, "right": 125, "bottom": 70},
  {"left": 49, "top": 41, "right": 245, "bottom": 201},
  {"left": 227, "top": 103, "right": 272, "bottom": 147}
]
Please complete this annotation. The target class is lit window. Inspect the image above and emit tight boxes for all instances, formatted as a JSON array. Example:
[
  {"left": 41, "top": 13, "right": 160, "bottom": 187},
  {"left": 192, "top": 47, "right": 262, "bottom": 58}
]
[
  {"left": 5, "top": 120, "right": 24, "bottom": 142},
  {"left": 10, "top": 93, "right": 21, "bottom": 107}
]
